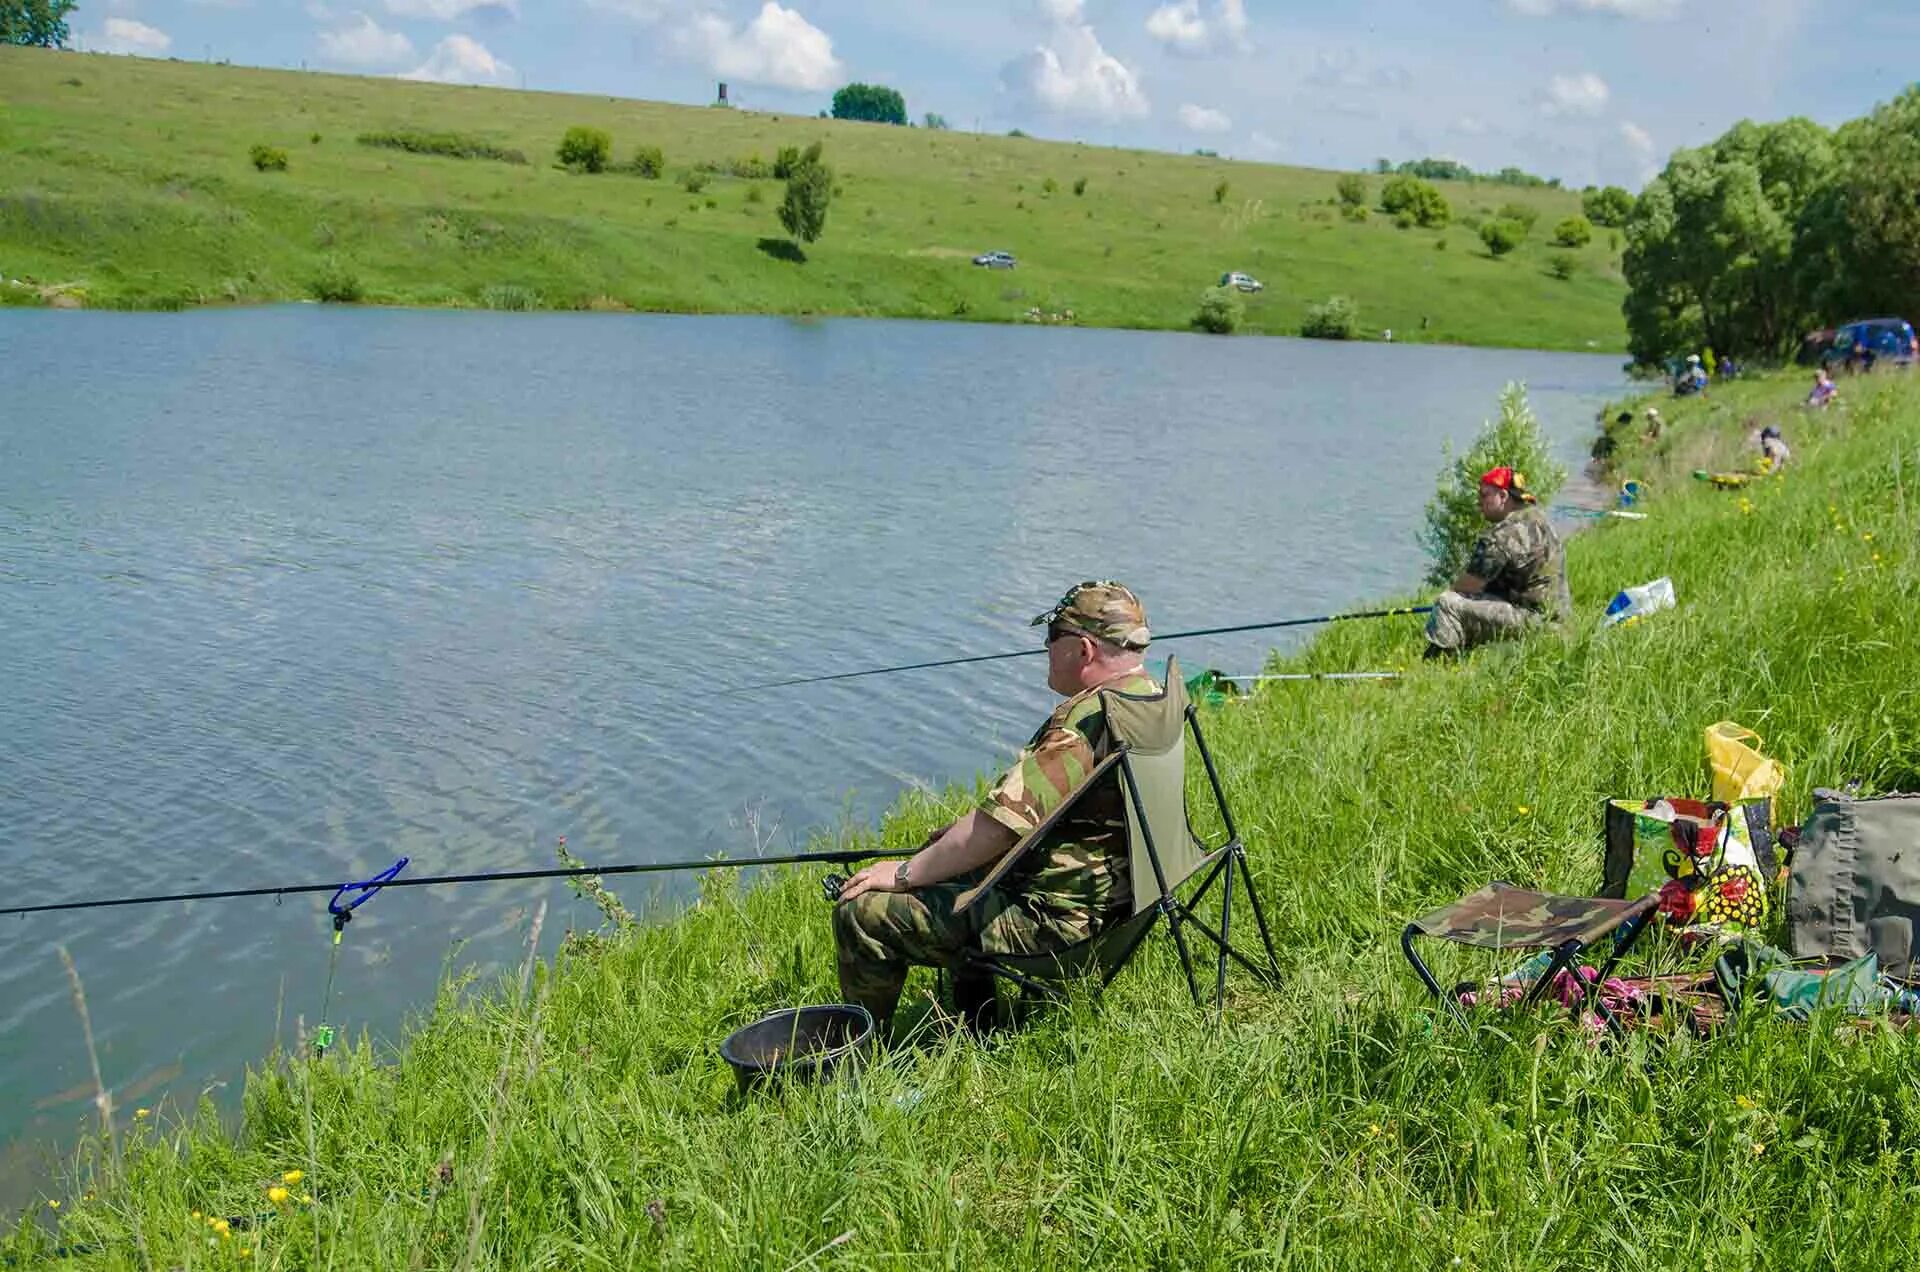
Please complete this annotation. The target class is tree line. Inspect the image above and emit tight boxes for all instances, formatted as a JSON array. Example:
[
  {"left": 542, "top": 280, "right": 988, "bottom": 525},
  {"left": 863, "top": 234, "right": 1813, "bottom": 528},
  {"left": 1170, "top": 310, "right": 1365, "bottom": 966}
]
[{"left": 1623, "top": 87, "right": 1920, "bottom": 365}]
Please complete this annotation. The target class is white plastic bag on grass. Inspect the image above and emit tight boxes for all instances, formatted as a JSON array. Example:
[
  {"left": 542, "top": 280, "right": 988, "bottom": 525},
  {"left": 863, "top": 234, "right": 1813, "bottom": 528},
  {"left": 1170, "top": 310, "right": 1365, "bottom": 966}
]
[{"left": 1604, "top": 577, "right": 1676, "bottom": 626}]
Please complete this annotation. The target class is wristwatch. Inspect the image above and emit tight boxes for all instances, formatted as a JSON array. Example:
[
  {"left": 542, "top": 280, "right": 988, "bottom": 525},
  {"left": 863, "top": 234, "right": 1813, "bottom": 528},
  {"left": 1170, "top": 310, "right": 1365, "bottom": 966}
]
[{"left": 894, "top": 859, "right": 913, "bottom": 890}]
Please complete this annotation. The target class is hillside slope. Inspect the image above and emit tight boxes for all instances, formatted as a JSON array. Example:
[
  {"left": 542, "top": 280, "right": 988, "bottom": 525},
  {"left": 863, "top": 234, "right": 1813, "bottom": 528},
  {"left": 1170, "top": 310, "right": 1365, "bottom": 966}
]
[{"left": 1, "top": 49, "right": 1628, "bottom": 348}]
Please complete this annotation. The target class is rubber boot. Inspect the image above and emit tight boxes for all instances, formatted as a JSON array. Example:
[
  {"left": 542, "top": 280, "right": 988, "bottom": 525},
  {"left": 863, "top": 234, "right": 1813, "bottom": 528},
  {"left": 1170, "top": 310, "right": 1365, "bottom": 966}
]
[{"left": 951, "top": 970, "right": 1001, "bottom": 1035}]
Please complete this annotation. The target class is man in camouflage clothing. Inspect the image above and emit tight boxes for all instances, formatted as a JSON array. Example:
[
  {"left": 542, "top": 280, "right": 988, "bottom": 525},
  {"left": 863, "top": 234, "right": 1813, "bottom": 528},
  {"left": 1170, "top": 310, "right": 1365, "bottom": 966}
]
[
  {"left": 832, "top": 581, "right": 1159, "bottom": 1026},
  {"left": 1425, "top": 466, "right": 1572, "bottom": 657}
]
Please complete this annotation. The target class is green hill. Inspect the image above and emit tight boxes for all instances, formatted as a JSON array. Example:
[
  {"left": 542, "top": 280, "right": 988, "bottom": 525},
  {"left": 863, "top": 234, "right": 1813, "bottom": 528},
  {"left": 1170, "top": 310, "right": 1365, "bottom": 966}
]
[{"left": 0, "top": 49, "right": 1627, "bottom": 349}]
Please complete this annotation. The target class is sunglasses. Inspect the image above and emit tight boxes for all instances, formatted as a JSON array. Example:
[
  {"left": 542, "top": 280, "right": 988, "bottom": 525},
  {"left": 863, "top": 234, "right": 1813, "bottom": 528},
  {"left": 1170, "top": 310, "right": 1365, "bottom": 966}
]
[{"left": 1045, "top": 624, "right": 1089, "bottom": 648}]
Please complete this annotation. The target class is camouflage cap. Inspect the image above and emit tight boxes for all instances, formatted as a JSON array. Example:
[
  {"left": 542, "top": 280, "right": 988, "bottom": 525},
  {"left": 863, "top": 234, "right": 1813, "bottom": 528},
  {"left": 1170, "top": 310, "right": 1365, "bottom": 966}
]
[{"left": 1030, "top": 580, "right": 1151, "bottom": 650}]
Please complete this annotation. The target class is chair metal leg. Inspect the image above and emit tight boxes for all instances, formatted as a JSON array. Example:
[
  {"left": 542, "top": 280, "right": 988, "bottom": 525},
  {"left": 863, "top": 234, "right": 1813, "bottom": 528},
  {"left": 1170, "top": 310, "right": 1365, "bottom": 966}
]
[
  {"left": 1401, "top": 926, "right": 1466, "bottom": 1026},
  {"left": 1164, "top": 902, "right": 1204, "bottom": 1007},
  {"left": 1230, "top": 842, "right": 1282, "bottom": 979},
  {"left": 1213, "top": 850, "right": 1234, "bottom": 1016}
]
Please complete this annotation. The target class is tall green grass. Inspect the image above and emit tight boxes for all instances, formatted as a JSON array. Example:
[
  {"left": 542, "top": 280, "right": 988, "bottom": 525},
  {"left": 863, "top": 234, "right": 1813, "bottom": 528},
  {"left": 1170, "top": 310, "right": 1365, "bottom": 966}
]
[
  {"left": 11, "top": 373, "right": 1920, "bottom": 1268},
  {"left": 0, "top": 49, "right": 1627, "bottom": 347}
]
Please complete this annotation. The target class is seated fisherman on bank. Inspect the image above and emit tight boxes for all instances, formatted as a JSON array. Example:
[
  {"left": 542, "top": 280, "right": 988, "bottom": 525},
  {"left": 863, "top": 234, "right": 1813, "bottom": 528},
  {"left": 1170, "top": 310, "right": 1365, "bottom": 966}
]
[
  {"left": 1425, "top": 466, "right": 1571, "bottom": 658},
  {"left": 832, "top": 581, "right": 1159, "bottom": 1026}
]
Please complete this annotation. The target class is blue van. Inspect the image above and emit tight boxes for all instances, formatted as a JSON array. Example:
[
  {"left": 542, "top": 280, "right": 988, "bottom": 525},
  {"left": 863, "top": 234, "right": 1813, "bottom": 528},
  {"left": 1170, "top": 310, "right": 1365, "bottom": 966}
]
[{"left": 1828, "top": 318, "right": 1918, "bottom": 368}]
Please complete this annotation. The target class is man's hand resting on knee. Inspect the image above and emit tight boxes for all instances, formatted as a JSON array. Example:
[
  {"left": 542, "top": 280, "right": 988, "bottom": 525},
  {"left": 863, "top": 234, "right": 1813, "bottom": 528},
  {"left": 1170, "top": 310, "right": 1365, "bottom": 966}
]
[{"left": 836, "top": 810, "right": 1016, "bottom": 903}]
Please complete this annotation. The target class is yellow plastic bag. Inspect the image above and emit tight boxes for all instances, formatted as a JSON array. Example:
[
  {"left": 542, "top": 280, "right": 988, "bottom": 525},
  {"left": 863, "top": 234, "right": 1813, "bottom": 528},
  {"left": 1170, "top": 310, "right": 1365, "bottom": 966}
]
[{"left": 1706, "top": 721, "right": 1785, "bottom": 804}]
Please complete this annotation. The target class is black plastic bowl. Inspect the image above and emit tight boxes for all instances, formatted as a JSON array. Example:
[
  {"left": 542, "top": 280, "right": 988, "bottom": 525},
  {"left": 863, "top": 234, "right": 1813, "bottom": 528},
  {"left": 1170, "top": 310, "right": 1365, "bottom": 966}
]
[{"left": 720, "top": 1004, "right": 875, "bottom": 1094}]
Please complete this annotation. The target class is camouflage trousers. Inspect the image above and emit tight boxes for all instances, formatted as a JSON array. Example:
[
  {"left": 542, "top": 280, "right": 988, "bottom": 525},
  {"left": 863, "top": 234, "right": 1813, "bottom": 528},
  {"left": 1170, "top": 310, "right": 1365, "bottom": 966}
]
[
  {"left": 1426, "top": 590, "right": 1543, "bottom": 653},
  {"left": 832, "top": 869, "right": 1093, "bottom": 1022}
]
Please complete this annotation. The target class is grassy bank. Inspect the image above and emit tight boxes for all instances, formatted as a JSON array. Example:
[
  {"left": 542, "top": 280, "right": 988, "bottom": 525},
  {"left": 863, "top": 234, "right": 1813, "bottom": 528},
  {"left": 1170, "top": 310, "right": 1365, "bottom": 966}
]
[
  {"left": 0, "top": 49, "right": 1628, "bottom": 349},
  {"left": 11, "top": 370, "right": 1920, "bottom": 1269}
]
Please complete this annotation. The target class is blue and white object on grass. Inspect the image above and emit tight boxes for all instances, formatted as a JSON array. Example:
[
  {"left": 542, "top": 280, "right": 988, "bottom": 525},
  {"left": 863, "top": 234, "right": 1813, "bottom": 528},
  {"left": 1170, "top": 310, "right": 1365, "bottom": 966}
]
[{"left": 1604, "top": 577, "right": 1676, "bottom": 627}]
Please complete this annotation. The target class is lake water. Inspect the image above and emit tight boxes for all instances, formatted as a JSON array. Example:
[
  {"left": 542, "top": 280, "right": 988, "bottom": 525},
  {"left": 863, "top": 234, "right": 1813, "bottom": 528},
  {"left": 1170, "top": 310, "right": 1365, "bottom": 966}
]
[{"left": 0, "top": 307, "right": 1627, "bottom": 1189}]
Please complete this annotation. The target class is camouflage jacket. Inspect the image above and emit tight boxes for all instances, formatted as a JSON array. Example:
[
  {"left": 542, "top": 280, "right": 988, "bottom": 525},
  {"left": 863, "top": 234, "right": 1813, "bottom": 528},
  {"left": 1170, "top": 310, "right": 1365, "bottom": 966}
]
[
  {"left": 980, "top": 671, "right": 1159, "bottom": 921},
  {"left": 1467, "top": 506, "right": 1571, "bottom": 617}
]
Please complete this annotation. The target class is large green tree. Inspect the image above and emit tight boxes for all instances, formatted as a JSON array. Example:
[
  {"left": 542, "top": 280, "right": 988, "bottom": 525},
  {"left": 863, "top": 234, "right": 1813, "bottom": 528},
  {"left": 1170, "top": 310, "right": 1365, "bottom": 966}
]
[
  {"left": 1797, "top": 87, "right": 1920, "bottom": 321},
  {"left": 2, "top": 0, "right": 77, "bottom": 47},
  {"left": 830, "top": 83, "right": 906, "bottom": 125},
  {"left": 1622, "top": 117, "right": 1833, "bottom": 363}
]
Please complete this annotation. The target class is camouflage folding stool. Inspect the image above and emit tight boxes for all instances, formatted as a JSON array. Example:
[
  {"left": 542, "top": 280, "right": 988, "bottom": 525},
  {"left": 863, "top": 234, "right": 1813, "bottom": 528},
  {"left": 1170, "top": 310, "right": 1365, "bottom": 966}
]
[
  {"left": 1401, "top": 883, "right": 1662, "bottom": 1031},
  {"left": 954, "top": 657, "right": 1281, "bottom": 1016}
]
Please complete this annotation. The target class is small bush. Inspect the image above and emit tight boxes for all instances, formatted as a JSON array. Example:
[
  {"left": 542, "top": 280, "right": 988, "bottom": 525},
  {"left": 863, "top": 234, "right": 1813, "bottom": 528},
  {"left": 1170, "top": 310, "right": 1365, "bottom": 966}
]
[
  {"left": 1495, "top": 201, "right": 1539, "bottom": 231},
  {"left": 1335, "top": 173, "right": 1368, "bottom": 207},
  {"left": 681, "top": 170, "right": 710, "bottom": 194},
  {"left": 1552, "top": 215, "right": 1593, "bottom": 248},
  {"left": 1341, "top": 203, "right": 1370, "bottom": 222},
  {"left": 357, "top": 130, "right": 527, "bottom": 164},
  {"left": 1073, "top": 176, "right": 1087, "bottom": 196},
  {"left": 1213, "top": 179, "right": 1230, "bottom": 204},
  {"left": 1041, "top": 176, "right": 1059, "bottom": 195},
  {"left": 1480, "top": 219, "right": 1526, "bottom": 256},
  {"left": 729, "top": 155, "right": 770, "bottom": 179},
  {"left": 745, "top": 185, "right": 764, "bottom": 204},
  {"left": 773, "top": 145, "right": 802, "bottom": 179},
  {"left": 1547, "top": 253, "right": 1578, "bottom": 280},
  {"left": 1380, "top": 174, "right": 1450, "bottom": 227},
  {"left": 1418, "top": 382, "right": 1566, "bottom": 586},
  {"left": 309, "top": 258, "right": 362, "bottom": 303},
  {"left": 250, "top": 144, "right": 289, "bottom": 173},
  {"left": 1394, "top": 210, "right": 1416, "bottom": 229},
  {"left": 558, "top": 126, "right": 613, "bottom": 173},
  {"left": 309, "top": 132, "right": 322, "bottom": 145},
  {"left": 1434, "top": 236, "right": 1448, "bottom": 251},
  {"left": 479, "top": 283, "right": 540, "bottom": 311},
  {"left": 1301, "top": 295, "right": 1358, "bottom": 340},
  {"left": 1192, "top": 286, "right": 1243, "bottom": 335},
  {"left": 630, "top": 145, "right": 665, "bottom": 178}
]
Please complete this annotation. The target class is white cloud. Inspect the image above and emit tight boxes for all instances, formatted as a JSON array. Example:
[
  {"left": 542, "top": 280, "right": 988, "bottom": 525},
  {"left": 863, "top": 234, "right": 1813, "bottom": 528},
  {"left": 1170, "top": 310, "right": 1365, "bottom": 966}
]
[
  {"left": 400, "top": 33, "right": 513, "bottom": 83},
  {"left": 319, "top": 13, "right": 414, "bottom": 67},
  {"left": 1540, "top": 70, "right": 1610, "bottom": 116},
  {"left": 99, "top": 17, "right": 172, "bottom": 53},
  {"left": 1620, "top": 120, "right": 1655, "bottom": 155},
  {"left": 1506, "top": 0, "right": 1683, "bottom": 16},
  {"left": 1003, "top": 3, "right": 1148, "bottom": 121},
  {"left": 1177, "top": 102, "right": 1231, "bottom": 133},
  {"left": 676, "top": 2, "right": 842, "bottom": 92},
  {"left": 1453, "top": 115, "right": 1492, "bottom": 136},
  {"left": 1305, "top": 48, "right": 1410, "bottom": 90},
  {"left": 1145, "top": 0, "right": 1248, "bottom": 55},
  {"left": 385, "top": 0, "right": 517, "bottom": 19}
]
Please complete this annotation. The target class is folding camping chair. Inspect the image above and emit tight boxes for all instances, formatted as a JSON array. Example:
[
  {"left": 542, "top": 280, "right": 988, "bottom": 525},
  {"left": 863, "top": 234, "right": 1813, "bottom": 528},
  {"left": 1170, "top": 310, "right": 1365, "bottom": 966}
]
[
  {"left": 1400, "top": 883, "right": 1661, "bottom": 1032},
  {"left": 953, "top": 656, "right": 1280, "bottom": 1016}
]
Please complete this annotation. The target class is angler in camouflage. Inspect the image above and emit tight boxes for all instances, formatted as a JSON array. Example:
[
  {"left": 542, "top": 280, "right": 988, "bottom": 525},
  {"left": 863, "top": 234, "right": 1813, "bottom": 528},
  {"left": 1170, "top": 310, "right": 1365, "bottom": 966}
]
[
  {"left": 1425, "top": 466, "right": 1572, "bottom": 657},
  {"left": 831, "top": 581, "right": 1160, "bottom": 1026}
]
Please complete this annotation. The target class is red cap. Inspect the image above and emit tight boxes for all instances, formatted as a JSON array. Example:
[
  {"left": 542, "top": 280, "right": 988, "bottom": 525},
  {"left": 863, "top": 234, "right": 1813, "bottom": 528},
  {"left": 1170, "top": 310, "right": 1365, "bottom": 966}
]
[{"left": 1479, "top": 466, "right": 1536, "bottom": 502}]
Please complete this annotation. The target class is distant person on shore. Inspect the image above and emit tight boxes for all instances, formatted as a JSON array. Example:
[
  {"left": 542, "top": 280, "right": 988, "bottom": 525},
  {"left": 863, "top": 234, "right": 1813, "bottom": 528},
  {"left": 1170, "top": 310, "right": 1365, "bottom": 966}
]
[
  {"left": 1425, "top": 467, "right": 1571, "bottom": 659},
  {"left": 1760, "top": 426, "right": 1791, "bottom": 472},
  {"left": 832, "top": 582, "right": 1158, "bottom": 1028},
  {"left": 1809, "top": 368, "right": 1838, "bottom": 408},
  {"left": 1676, "top": 355, "right": 1709, "bottom": 396},
  {"left": 1643, "top": 407, "right": 1663, "bottom": 440}
]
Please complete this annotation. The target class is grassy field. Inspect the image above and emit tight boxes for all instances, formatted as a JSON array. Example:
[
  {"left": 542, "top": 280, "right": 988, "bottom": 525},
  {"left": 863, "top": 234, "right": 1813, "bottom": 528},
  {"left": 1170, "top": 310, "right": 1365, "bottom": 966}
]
[
  {"left": 9, "top": 369, "right": 1920, "bottom": 1268},
  {"left": 0, "top": 49, "right": 1629, "bottom": 349}
]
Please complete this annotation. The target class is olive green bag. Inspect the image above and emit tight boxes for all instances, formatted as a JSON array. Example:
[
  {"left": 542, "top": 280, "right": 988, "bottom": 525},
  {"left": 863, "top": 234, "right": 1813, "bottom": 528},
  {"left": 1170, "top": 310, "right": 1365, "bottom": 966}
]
[{"left": 1787, "top": 791, "right": 1920, "bottom": 981}]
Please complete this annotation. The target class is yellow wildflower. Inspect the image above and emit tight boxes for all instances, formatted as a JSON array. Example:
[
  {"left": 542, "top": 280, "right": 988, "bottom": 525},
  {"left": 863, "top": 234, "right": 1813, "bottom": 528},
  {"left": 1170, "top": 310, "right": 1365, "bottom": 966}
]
[
  {"left": 299, "top": 1194, "right": 314, "bottom": 1205},
  {"left": 240, "top": 1249, "right": 253, "bottom": 1259},
  {"left": 1863, "top": 532, "right": 1873, "bottom": 541},
  {"left": 212, "top": 1218, "right": 230, "bottom": 1236},
  {"left": 267, "top": 1186, "right": 290, "bottom": 1205},
  {"left": 1735, "top": 1094, "right": 1756, "bottom": 1109},
  {"left": 192, "top": 1210, "right": 202, "bottom": 1219},
  {"left": 46, "top": 1200, "right": 59, "bottom": 1210},
  {"left": 1751, "top": 1142, "right": 1766, "bottom": 1156},
  {"left": 281, "top": 1170, "right": 304, "bottom": 1185},
  {"left": 1517, "top": 805, "right": 1531, "bottom": 816},
  {"left": 134, "top": 1108, "right": 150, "bottom": 1120}
]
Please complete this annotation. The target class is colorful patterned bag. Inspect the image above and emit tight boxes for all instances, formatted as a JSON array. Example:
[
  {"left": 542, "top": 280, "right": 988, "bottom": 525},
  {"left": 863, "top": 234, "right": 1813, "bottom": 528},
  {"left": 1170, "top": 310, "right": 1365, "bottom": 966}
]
[{"left": 1602, "top": 797, "right": 1774, "bottom": 934}]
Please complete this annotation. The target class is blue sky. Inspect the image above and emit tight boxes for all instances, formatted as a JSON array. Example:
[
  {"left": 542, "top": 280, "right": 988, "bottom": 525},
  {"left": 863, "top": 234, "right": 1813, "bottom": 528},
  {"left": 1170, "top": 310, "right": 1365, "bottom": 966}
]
[{"left": 76, "top": 0, "right": 1920, "bottom": 188}]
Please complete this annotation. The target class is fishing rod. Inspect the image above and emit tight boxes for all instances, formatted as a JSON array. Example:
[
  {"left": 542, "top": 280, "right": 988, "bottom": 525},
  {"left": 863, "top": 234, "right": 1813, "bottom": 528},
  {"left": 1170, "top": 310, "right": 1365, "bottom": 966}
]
[
  {"left": 0, "top": 846, "right": 914, "bottom": 920},
  {"left": 733, "top": 605, "right": 1433, "bottom": 693},
  {"left": 1227, "top": 672, "right": 1402, "bottom": 682}
]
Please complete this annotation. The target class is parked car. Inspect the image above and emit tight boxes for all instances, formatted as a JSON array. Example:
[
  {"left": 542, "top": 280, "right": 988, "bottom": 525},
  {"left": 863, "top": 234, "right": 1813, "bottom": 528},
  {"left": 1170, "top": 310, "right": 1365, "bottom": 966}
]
[
  {"left": 1219, "top": 271, "right": 1263, "bottom": 293},
  {"left": 1824, "top": 317, "right": 1918, "bottom": 369},
  {"left": 972, "top": 251, "right": 1017, "bottom": 269}
]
